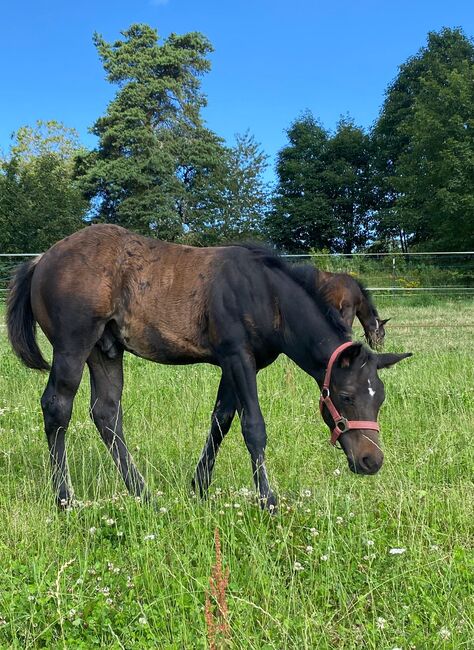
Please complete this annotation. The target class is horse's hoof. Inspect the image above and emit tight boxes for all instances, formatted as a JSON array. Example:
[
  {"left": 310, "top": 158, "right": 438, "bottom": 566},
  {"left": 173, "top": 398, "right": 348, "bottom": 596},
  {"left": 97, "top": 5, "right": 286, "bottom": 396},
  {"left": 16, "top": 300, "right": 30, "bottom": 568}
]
[
  {"left": 56, "top": 497, "right": 74, "bottom": 511},
  {"left": 260, "top": 493, "right": 278, "bottom": 514},
  {"left": 191, "top": 475, "right": 208, "bottom": 500}
]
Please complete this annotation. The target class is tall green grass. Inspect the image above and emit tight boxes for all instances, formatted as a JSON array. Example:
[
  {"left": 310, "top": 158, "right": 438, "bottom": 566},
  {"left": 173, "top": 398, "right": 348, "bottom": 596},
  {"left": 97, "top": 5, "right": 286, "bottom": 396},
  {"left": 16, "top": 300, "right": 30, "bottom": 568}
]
[{"left": 0, "top": 300, "right": 473, "bottom": 648}]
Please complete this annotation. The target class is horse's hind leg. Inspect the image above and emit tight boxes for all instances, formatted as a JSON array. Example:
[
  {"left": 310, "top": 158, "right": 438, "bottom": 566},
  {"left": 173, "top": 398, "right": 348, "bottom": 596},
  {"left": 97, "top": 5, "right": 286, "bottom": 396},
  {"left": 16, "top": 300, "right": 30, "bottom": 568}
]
[
  {"left": 87, "top": 346, "right": 147, "bottom": 499},
  {"left": 41, "top": 352, "right": 86, "bottom": 507},
  {"left": 192, "top": 375, "right": 236, "bottom": 498}
]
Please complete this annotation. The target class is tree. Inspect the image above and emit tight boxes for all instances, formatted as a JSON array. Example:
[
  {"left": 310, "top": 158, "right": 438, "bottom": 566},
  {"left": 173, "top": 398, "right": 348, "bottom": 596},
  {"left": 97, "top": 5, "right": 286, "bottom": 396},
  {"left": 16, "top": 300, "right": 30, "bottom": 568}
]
[
  {"left": 267, "top": 114, "right": 334, "bottom": 252},
  {"left": 373, "top": 27, "right": 474, "bottom": 251},
  {"left": 75, "top": 23, "right": 229, "bottom": 240},
  {"left": 182, "top": 131, "right": 270, "bottom": 245},
  {"left": 325, "top": 118, "right": 375, "bottom": 253},
  {"left": 0, "top": 121, "right": 87, "bottom": 253},
  {"left": 267, "top": 113, "right": 374, "bottom": 252}
]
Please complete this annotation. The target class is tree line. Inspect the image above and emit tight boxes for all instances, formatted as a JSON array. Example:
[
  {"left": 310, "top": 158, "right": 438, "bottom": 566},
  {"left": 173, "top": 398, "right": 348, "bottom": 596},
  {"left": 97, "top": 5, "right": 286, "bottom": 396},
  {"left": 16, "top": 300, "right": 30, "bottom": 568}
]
[{"left": 1, "top": 24, "right": 473, "bottom": 254}]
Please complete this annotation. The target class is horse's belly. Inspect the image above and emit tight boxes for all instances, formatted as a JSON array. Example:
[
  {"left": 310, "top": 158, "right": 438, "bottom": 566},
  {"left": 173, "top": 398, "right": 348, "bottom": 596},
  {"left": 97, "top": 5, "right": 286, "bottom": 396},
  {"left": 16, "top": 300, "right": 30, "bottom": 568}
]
[{"left": 118, "top": 320, "right": 213, "bottom": 365}]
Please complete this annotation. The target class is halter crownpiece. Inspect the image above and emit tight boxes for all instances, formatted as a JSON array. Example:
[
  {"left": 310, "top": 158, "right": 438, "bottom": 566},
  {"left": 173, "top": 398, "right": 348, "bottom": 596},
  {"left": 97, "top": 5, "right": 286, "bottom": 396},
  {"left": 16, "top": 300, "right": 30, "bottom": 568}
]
[{"left": 319, "top": 341, "right": 380, "bottom": 446}]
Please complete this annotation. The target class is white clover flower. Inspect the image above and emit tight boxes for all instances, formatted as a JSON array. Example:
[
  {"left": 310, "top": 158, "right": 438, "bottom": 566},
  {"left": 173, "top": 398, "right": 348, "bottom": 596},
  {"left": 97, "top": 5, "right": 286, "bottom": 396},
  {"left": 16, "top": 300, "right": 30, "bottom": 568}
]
[
  {"left": 219, "top": 510, "right": 225, "bottom": 515},
  {"left": 430, "top": 544, "right": 439, "bottom": 551},
  {"left": 237, "top": 511, "right": 243, "bottom": 517},
  {"left": 159, "top": 507, "right": 167, "bottom": 514},
  {"left": 336, "top": 516, "right": 343, "bottom": 525},
  {"left": 144, "top": 534, "right": 156, "bottom": 541},
  {"left": 333, "top": 468, "right": 341, "bottom": 477},
  {"left": 320, "top": 554, "right": 329, "bottom": 561},
  {"left": 106, "top": 598, "right": 113, "bottom": 606},
  {"left": 439, "top": 627, "right": 451, "bottom": 640},
  {"left": 89, "top": 527, "right": 97, "bottom": 535},
  {"left": 76, "top": 578, "right": 84, "bottom": 585},
  {"left": 224, "top": 503, "right": 231, "bottom": 508},
  {"left": 376, "top": 616, "right": 386, "bottom": 630},
  {"left": 389, "top": 547, "right": 406, "bottom": 555},
  {"left": 105, "top": 518, "right": 115, "bottom": 526},
  {"left": 309, "top": 527, "right": 319, "bottom": 537},
  {"left": 366, "top": 539, "right": 374, "bottom": 546},
  {"left": 138, "top": 616, "right": 148, "bottom": 625},
  {"left": 302, "top": 489, "right": 311, "bottom": 497},
  {"left": 293, "top": 561, "right": 304, "bottom": 571},
  {"left": 233, "top": 503, "right": 241, "bottom": 509},
  {"left": 349, "top": 512, "right": 355, "bottom": 518},
  {"left": 305, "top": 545, "right": 314, "bottom": 553}
]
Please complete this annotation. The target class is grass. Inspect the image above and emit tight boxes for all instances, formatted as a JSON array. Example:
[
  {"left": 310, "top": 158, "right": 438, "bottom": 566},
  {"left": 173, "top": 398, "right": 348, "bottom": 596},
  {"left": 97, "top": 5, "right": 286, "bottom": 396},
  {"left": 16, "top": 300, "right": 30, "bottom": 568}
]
[{"left": 0, "top": 299, "right": 473, "bottom": 649}]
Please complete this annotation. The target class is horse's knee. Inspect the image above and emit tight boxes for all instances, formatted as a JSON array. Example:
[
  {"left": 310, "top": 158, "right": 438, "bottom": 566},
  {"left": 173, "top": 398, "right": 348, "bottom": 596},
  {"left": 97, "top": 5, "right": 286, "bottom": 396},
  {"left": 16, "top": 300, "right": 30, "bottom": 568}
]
[{"left": 242, "top": 421, "right": 266, "bottom": 456}]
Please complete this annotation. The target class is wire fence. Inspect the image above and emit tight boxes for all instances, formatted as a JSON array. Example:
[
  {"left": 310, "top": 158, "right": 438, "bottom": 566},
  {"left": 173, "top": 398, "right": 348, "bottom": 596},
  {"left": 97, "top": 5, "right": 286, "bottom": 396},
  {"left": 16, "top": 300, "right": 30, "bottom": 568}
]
[
  {"left": 0, "top": 251, "right": 473, "bottom": 301},
  {"left": 282, "top": 251, "right": 474, "bottom": 298}
]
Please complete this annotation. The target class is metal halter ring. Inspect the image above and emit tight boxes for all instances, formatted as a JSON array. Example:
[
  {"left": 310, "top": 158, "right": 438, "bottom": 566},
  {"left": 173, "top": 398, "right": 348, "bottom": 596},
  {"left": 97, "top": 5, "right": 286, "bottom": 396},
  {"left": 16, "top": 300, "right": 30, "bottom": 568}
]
[{"left": 334, "top": 417, "right": 348, "bottom": 433}]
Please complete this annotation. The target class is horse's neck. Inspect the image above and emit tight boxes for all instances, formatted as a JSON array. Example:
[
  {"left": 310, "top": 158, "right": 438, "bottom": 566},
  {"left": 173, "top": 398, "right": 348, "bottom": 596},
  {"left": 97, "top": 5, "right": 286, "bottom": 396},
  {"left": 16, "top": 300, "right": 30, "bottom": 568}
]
[
  {"left": 276, "top": 277, "right": 347, "bottom": 383},
  {"left": 357, "top": 295, "right": 378, "bottom": 333}
]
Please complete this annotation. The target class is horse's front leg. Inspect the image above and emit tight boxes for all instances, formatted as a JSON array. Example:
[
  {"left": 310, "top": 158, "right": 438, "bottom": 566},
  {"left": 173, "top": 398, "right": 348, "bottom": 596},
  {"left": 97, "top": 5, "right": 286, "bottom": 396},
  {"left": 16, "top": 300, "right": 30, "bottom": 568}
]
[
  {"left": 192, "top": 375, "right": 236, "bottom": 498},
  {"left": 222, "top": 353, "right": 277, "bottom": 512}
]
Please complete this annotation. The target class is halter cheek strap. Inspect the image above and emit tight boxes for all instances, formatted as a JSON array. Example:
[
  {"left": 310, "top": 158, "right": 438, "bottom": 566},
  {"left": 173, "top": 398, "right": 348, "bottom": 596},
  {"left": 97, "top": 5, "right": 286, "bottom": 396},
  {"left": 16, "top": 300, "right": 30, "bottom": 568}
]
[{"left": 319, "top": 341, "right": 380, "bottom": 446}]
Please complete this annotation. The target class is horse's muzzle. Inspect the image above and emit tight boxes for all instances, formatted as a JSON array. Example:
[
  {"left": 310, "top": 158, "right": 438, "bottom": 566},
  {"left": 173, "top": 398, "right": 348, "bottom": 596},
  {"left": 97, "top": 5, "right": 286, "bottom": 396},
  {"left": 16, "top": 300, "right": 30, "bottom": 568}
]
[{"left": 348, "top": 452, "right": 384, "bottom": 475}]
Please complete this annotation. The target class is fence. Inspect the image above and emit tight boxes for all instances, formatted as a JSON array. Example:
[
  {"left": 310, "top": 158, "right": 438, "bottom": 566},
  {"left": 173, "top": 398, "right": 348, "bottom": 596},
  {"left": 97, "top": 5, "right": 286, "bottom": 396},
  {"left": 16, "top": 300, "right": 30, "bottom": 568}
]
[
  {"left": 1, "top": 251, "right": 474, "bottom": 300},
  {"left": 282, "top": 251, "right": 474, "bottom": 298}
]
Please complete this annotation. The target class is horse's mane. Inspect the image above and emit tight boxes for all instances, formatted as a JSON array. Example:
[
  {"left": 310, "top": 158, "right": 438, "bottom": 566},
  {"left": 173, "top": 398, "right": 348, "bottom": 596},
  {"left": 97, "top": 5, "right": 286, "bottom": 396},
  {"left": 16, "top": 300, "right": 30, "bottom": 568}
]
[{"left": 235, "top": 243, "right": 349, "bottom": 338}]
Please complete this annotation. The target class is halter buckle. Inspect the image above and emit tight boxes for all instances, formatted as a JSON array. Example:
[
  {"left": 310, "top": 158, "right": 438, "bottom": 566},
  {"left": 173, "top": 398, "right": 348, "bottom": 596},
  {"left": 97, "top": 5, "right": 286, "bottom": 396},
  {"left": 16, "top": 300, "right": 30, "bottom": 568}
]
[{"left": 321, "top": 387, "right": 330, "bottom": 399}]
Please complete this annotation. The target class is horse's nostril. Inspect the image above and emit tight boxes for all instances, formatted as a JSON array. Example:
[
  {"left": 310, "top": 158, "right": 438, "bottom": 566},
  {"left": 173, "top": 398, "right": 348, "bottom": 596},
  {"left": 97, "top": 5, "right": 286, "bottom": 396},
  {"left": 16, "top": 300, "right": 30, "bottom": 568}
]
[{"left": 361, "top": 455, "right": 379, "bottom": 473}]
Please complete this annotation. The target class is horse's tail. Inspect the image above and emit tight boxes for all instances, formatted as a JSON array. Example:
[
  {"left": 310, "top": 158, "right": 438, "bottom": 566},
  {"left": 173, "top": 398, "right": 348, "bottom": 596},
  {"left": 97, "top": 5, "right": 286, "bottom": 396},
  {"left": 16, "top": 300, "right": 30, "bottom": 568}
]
[{"left": 6, "top": 258, "right": 50, "bottom": 371}]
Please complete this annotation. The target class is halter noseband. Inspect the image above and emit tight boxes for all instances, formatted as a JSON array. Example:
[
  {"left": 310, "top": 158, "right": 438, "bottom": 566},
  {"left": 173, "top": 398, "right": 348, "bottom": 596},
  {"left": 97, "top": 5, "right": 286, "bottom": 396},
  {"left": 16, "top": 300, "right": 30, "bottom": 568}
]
[{"left": 319, "top": 341, "right": 380, "bottom": 446}]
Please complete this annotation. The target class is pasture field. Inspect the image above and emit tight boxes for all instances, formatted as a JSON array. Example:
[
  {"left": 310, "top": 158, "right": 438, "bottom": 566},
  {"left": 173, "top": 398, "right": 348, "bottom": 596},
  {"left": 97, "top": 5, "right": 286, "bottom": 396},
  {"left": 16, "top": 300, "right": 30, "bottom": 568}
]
[{"left": 0, "top": 299, "right": 473, "bottom": 649}]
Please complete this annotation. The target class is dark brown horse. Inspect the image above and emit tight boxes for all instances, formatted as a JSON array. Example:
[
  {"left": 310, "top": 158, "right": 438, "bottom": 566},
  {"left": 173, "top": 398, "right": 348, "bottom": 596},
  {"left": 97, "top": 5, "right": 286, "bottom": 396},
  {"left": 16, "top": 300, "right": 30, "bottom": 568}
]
[
  {"left": 6, "top": 225, "right": 410, "bottom": 510},
  {"left": 291, "top": 266, "right": 390, "bottom": 349}
]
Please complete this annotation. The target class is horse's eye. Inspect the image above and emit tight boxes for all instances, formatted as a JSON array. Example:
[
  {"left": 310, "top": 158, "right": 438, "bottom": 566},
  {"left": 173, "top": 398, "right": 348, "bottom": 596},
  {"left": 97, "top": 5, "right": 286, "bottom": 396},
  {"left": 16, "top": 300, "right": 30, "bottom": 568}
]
[{"left": 340, "top": 394, "right": 352, "bottom": 403}]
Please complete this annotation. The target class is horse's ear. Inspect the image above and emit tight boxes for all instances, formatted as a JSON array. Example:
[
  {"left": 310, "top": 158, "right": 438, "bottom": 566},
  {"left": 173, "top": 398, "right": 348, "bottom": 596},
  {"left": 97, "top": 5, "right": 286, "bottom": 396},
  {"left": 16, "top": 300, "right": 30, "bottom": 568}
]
[
  {"left": 376, "top": 352, "right": 412, "bottom": 369},
  {"left": 380, "top": 318, "right": 391, "bottom": 326},
  {"left": 338, "top": 343, "right": 364, "bottom": 368}
]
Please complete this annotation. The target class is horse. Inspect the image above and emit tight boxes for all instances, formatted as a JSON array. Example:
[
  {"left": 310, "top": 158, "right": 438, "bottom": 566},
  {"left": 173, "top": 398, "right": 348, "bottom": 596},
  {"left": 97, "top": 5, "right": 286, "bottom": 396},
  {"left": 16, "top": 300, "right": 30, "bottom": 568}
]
[
  {"left": 6, "top": 225, "right": 411, "bottom": 510},
  {"left": 290, "top": 266, "right": 390, "bottom": 349}
]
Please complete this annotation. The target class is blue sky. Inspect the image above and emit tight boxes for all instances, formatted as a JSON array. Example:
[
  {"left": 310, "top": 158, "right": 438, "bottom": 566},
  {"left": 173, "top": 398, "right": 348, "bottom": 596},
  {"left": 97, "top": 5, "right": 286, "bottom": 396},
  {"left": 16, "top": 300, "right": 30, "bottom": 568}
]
[{"left": 1, "top": 0, "right": 473, "bottom": 180}]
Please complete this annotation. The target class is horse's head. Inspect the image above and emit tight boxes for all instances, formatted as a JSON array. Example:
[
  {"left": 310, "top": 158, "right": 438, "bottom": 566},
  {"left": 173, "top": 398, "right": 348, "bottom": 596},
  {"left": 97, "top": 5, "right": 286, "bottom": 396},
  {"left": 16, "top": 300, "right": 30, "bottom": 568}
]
[
  {"left": 319, "top": 342, "right": 411, "bottom": 475},
  {"left": 366, "top": 317, "right": 391, "bottom": 350}
]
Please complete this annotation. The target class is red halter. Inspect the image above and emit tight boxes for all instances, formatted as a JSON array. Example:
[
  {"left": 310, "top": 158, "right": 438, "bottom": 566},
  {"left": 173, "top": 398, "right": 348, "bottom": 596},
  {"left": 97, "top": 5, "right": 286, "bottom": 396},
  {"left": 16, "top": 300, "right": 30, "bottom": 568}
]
[{"left": 319, "top": 341, "right": 380, "bottom": 446}]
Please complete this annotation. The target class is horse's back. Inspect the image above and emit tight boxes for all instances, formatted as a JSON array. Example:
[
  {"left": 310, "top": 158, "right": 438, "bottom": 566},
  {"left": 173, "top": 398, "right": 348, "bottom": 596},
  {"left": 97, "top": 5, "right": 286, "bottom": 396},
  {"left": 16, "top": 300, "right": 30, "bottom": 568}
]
[{"left": 30, "top": 225, "right": 227, "bottom": 363}]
